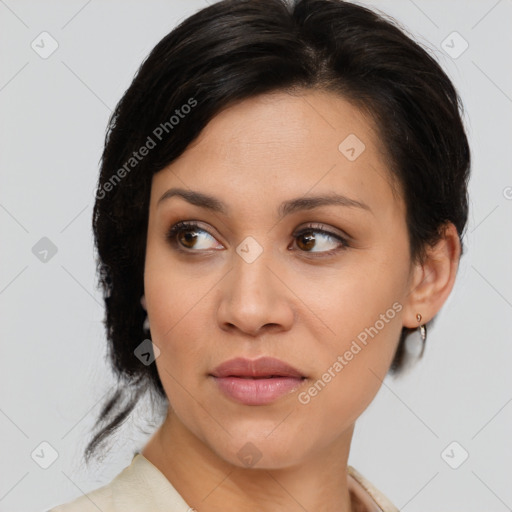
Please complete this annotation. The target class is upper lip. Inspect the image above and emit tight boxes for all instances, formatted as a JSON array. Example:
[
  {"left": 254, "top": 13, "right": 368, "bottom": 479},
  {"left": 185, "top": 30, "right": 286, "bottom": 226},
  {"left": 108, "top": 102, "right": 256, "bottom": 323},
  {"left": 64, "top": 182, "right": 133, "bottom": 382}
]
[{"left": 210, "top": 357, "right": 304, "bottom": 378}]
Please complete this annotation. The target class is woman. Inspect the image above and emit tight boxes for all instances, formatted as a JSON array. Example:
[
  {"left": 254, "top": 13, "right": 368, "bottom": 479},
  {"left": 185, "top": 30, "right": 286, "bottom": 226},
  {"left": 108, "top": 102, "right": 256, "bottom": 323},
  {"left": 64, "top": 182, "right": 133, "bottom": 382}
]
[{"left": 49, "top": 0, "right": 470, "bottom": 510}]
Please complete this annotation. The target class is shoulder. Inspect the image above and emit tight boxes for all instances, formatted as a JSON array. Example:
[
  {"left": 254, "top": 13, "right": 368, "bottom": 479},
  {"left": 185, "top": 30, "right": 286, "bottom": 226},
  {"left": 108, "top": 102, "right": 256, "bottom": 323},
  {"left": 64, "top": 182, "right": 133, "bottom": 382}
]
[
  {"left": 47, "top": 483, "right": 113, "bottom": 511},
  {"left": 347, "top": 465, "right": 400, "bottom": 512},
  {"left": 47, "top": 453, "right": 192, "bottom": 512}
]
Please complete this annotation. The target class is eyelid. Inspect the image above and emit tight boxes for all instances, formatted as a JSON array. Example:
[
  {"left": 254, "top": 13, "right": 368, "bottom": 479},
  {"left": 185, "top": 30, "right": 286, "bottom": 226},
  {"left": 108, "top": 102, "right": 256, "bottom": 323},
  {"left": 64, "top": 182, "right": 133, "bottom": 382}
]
[
  {"left": 293, "top": 222, "right": 351, "bottom": 242},
  {"left": 292, "top": 223, "right": 350, "bottom": 256},
  {"left": 165, "top": 220, "right": 223, "bottom": 250}
]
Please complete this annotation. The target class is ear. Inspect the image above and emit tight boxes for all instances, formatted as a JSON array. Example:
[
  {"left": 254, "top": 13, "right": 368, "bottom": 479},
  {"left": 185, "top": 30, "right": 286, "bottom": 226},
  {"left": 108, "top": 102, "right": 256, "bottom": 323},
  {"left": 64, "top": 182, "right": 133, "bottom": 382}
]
[{"left": 402, "top": 222, "right": 461, "bottom": 328}]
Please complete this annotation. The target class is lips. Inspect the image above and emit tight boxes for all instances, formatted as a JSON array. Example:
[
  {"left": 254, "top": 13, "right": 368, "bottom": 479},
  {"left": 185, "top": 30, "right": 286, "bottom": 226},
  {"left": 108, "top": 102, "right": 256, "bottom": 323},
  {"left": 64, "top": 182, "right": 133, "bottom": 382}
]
[
  {"left": 210, "top": 357, "right": 306, "bottom": 405},
  {"left": 211, "top": 356, "right": 305, "bottom": 379}
]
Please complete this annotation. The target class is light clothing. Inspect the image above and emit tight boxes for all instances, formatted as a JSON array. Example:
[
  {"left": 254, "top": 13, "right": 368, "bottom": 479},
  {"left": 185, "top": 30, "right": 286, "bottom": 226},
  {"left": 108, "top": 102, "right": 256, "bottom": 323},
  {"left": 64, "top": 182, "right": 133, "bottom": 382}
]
[{"left": 48, "top": 453, "right": 399, "bottom": 512}]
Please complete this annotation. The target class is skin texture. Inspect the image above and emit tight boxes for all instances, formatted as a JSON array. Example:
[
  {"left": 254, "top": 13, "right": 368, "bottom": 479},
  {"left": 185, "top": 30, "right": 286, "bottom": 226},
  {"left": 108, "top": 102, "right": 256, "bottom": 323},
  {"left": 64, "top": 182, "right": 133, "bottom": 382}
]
[{"left": 141, "top": 90, "right": 461, "bottom": 511}]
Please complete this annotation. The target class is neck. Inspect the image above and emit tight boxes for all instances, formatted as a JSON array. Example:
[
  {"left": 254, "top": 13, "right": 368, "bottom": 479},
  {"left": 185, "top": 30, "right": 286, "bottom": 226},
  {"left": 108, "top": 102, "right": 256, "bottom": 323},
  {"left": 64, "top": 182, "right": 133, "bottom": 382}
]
[{"left": 142, "top": 409, "right": 355, "bottom": 512}]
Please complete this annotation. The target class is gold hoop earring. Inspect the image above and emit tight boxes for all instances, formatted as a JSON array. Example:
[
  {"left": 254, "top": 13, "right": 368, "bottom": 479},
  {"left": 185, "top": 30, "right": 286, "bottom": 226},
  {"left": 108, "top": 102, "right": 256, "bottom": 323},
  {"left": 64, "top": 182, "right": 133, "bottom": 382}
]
[{"left": 416, "top": 313, "right": 427, "bottom": 344}]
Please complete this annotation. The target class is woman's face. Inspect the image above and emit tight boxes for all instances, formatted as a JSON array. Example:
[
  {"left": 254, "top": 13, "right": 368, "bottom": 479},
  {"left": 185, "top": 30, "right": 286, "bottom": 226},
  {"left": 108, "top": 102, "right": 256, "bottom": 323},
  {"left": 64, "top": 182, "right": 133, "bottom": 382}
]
[{"left": 144, "top": 90, "right": 416, "bottom": 469}]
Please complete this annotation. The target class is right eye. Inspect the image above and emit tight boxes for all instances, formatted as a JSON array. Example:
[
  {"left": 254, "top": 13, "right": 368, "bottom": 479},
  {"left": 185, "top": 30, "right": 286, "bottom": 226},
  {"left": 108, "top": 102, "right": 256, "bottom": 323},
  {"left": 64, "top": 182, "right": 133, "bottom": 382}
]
[{"left": 165, "top": 221, "right": 222, "bottom": 252}]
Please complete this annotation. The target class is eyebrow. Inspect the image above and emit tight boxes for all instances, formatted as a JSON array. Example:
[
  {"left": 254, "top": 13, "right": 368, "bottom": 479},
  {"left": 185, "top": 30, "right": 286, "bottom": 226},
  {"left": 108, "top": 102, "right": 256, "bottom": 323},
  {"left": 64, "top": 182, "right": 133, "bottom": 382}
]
[{"left": 157, "top": 187, "right": 372, "bottom": 218}]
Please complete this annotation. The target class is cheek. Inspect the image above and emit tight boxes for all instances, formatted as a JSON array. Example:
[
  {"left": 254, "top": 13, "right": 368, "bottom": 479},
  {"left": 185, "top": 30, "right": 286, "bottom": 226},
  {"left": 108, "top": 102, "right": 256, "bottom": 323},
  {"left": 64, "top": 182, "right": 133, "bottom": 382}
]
[
  {"left": 148, "top": 278, "right": 209, "bottom": 364},
  {"left": 293, "top": 250, "right": 408, "bottom": 342},
  {"left": 144, "top": 254, "right": 227, "bottom": 381},
  {"left": 144, "top": 238, "right": 214, "bottom": 344},
  {"left": 143, "top": 259, "right": 207, "bottom": 386},
  {"left": 147, "top": 281, "right": 210, "bottom": 426},
  {"left": 287, "top": 248, "right": 408, "bottom": 398},
  {"left": 295, "top": 309, "right": 404, "bottom": 440},
  {"left": 297, "top": 359, "right": 385, "bottom": 446}
]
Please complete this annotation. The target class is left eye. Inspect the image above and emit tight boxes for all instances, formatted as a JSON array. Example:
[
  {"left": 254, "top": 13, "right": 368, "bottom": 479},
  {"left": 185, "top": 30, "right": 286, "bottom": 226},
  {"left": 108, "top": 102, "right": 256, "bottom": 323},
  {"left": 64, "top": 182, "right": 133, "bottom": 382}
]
[
  {"left": 165, "top": 221, "right": 349, "bottom": 255},
  {"left": 292, "top": 225, "right": 349, "bottom": 254}
]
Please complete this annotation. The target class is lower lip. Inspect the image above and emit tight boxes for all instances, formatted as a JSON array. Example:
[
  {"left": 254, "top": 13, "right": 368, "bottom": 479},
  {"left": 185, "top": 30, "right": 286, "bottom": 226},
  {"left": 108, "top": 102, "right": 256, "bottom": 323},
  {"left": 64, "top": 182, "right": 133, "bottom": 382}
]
[{"left": 212, "top": 376, "right": 305, "bottom": 405}]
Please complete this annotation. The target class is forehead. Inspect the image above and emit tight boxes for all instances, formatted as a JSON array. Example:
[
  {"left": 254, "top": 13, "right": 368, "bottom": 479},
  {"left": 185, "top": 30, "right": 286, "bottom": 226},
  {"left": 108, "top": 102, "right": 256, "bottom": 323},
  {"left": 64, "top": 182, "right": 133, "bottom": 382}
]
[
  {"left": 187, "top": 90, "right": 380, "bottom": 158},
  {"left": 150, "top": 90, "right": 402, "bottom": 219}
]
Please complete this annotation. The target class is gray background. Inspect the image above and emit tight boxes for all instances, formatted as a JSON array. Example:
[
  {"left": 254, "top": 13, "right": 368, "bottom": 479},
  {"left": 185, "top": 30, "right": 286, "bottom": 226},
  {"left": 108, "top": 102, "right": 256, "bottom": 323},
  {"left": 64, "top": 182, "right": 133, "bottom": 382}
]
[{"left": 1, "top": 0, "right": 511, "bottom": 510}]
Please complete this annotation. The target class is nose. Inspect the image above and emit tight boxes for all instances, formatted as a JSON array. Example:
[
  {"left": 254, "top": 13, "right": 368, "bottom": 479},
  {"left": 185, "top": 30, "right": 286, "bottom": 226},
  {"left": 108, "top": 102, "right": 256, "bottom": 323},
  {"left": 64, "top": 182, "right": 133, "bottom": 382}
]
[{"left": 216, "top": 242, "right": 295, "bottom": 337}]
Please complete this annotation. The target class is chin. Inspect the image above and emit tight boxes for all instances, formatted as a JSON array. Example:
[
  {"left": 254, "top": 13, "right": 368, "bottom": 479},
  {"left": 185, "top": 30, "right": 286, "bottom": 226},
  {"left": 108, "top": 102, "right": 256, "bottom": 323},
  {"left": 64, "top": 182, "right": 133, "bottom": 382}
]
[{"left": 209, "top": 430, "right": 311, "bottom": 471}]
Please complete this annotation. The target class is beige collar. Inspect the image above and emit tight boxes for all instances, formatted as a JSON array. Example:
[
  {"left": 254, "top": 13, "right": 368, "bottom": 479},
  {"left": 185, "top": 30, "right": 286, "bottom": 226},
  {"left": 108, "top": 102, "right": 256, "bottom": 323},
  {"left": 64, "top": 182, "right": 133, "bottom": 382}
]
[
  {"left": 52, "top": 452, "right": 399, "bottom": 512},
  {"left": 130, "top": 453, "right": 400, "bottom": 512},
  {"left": 347, "top": 465, "right": 400, "bottom": 512}
]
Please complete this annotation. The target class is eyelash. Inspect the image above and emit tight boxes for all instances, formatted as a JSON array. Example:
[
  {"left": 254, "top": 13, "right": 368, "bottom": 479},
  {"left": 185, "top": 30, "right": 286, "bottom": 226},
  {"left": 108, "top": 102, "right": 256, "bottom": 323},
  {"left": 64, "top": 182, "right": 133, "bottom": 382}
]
[{"left": 165, "top": 221, "right": 350, "bottom": 257}]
